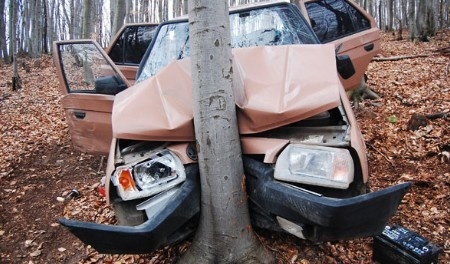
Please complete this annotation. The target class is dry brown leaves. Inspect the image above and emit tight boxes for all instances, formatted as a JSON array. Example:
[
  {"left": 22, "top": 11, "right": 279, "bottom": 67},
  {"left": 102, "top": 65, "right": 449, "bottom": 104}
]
[
  {"left": 0, "top": 30, "right": 449, "bottom": 263},
  {"left": 357, "top": 30, "right": 450, "bottom": 263},
  {"left": 0, "top": 57, "right": 67, "bottom": 177}
]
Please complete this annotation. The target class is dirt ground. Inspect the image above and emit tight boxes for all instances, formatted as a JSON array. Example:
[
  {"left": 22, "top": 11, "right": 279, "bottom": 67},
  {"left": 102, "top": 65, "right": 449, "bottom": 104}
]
[{"left": 0, "top": 31, "right": 449, "bottom": 263}]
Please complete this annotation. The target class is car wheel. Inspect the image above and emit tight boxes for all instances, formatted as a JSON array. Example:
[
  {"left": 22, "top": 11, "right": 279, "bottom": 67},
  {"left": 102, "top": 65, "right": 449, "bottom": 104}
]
[{"left": 112, "top": 200, "right": 146, "bottom": 226}]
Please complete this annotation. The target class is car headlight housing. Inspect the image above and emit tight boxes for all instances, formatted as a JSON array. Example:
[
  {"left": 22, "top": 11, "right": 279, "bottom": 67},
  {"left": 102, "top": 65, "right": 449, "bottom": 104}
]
[
  {"left": 112, "top": 150, "right": 186, "bottom": 201},
  {"left": 274, "top": 144, "right": 354, "bottom": 189}
]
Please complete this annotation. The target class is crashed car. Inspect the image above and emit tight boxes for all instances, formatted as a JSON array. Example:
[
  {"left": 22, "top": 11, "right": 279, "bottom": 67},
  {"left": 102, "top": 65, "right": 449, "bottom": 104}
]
[{"left": 54, "top": 0, "right": 410, "bottom": 254}]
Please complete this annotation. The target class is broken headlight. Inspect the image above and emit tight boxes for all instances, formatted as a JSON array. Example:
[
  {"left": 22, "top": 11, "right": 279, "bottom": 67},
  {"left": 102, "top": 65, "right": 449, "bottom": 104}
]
[
  {"left": 274, "top": 144, "right": 354, "bottom": 189},
  {"left": 112, "top": 150, "right": 186, "bottom": 201}
]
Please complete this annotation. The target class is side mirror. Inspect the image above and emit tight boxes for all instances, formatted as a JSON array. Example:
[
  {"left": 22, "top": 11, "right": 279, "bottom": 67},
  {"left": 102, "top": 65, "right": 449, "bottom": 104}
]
[
  {"left": 336, "top": 55, "right": 355, "bottom": 80},
  {"left": 95, "top": 75, "right": 127, "bottom": 95}
]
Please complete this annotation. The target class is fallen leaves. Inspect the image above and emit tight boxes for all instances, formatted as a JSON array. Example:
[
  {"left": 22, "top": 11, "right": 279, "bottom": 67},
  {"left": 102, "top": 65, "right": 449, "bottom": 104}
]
[
  {"left": 1, "top": 30, "right": 449, "bottom": 263},
  {"left": 361, "top": 38, "right": 450, "bottom": 257}
]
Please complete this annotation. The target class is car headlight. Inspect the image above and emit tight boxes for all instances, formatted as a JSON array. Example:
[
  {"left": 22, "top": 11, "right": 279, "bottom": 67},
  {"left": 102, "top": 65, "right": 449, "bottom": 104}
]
[
  {"left": 274, "top": 144, "right": 354, "bottom": 189},
  {"left": 112, "top": 150, "right": 186, "bottom": 201}
]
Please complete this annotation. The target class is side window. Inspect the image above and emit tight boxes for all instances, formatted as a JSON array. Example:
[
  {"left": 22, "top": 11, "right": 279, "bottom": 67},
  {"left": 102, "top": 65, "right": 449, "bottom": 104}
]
[
  {"left": 58, "top": 42, "right": 127, "bottom": 95},
  {"left": 109, "top": 25, "right": 157, "bottom": 65},
  {"left": 305, "top": 0, "right": 370, "bottom": 43}
]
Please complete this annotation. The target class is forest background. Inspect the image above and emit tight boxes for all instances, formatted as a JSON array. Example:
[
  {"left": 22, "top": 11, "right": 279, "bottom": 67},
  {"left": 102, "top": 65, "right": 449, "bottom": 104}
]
[
  {"left": 0, "top": 0, "right": 450, "bottom": 61},
  {"left": 0, "top": 0, "right": 449, "bottom": 263}
]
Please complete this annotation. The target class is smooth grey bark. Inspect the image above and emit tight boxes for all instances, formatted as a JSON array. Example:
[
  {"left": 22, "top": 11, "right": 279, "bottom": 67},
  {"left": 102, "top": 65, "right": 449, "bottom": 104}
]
[
  {"left": 387, "top": 0, "right": 394, "bottom": 31},
  {"left": 10, "top": 0, "right": 20, "bottom": 90},
  {"left": 61, "top": 0, "right": 73, "bottom": 39},
  {"left": 408, "top": 0, "right": 418, "bottom": 40},
  {"left": 23, "top": 0, "right": 30, "bottom": 55},
  {"left": 110, "top": 0, "right": 125, "bottom": 41},
  {"left": 140, "top": 0, "right": 149, "bottom": 21},
  {"left": 180, "top": 1, "right": 273, "bottom": 263},
  {"left": 125, "top": 1, "right": 133, "bottom": 23},
  {"left": 401, "top": 0, "right": 408, "bottom": 31},
  {"left": 8, "top": 0, "right": 15, "bottom": 63},
  {"left": 410, "top": 0, "right": 437, "bottom": 41},
  {"left": 0, "top": 0, "right": 8, "bottom": 60},
  {"left": 81, "top": 0, "right": 92, "bottom": 39},
  {"left": 174, "top": 0, "right": 182, "bottom": 17},
  {"left": 30, "top": 0, "right": 43, "bottom": 58},
  {"left": 42, "top": 0, "right": 49, "bottom": 54}
]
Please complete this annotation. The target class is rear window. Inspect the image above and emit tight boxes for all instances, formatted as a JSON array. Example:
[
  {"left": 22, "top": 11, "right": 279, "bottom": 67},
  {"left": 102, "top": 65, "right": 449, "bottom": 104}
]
[
  {"left": 305, "top": 0, "right": 370, "bottom": 43},
  {"left": 109, "top": 25, "right": 157, "bottom": 65}
]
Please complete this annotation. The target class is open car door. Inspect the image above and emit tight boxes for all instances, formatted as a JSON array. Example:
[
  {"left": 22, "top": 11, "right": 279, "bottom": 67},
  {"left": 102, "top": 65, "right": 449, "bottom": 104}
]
[
  {"left": 106, "top": 23, "right": 158, "bottom": 84},
  {"left": 53, "top": 40, "right": 130, "bottom": 154},
  {"left": 299, "top": 0, "right": 380, "bottom": 90}
]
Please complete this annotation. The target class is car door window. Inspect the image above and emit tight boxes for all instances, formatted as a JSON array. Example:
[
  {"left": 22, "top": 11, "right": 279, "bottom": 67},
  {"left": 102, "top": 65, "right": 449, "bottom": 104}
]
[
  {"left": 109, "top": 25, "right": 157, "bottom": 65},
  {"left": 305, "top": 0, "right": 370, "bottom": 43},
  {"left": 58, "top": 42, "right": 127, "bottom": 95}
]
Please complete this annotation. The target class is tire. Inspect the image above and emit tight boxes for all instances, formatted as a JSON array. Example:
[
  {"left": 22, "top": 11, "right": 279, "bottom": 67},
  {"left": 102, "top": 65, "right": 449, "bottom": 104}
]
[{"left": 112, "top": 200, "right": 146, "bottom": 226}]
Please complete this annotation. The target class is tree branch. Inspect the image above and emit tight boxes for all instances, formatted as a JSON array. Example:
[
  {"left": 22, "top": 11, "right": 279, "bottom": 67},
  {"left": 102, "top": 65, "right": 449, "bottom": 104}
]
[{"left": 372, "top": 54, "right": 431, "bottom": 62}]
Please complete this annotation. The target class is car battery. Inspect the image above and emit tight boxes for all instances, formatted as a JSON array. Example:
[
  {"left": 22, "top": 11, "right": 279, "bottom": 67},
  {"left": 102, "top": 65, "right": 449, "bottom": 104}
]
[{"left": 373, "top": 225, "right": 441, "bottom": 264}]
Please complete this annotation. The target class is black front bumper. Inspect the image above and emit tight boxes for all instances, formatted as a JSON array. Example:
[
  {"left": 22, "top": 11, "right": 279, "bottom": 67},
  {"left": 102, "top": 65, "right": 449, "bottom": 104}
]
[
  {"left": 59, "top": 165, "right": 200, "bottom": 254},
  {"left": 60, "top": 158, "right": 410, "bottom": 254},
  {"left": 244, "top": 157, "right": 411, "bottom": 241}
]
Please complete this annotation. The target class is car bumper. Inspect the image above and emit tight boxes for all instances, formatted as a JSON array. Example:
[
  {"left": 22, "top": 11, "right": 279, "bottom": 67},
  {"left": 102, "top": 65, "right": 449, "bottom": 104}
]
[
  {"left": 59, "top": 165, "right": 200, "bottom": 254},
  {"left": 244, "top": 157, "right": 411, "bottom": 241},
  {"left": 60, "top": 158, "right": 410, "bottom": 254}
]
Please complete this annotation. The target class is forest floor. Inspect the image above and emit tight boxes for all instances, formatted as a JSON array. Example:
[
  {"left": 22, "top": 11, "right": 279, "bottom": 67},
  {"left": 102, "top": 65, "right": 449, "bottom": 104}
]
[{"left": 0, "top": 31, "right": 449, "bottom": 264}]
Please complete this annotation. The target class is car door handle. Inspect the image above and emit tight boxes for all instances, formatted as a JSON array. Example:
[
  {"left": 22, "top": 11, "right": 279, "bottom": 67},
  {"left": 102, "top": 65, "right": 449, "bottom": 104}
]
[
  {"left": 74, "top": 111, "right": 86, "bottom": 119},
  {"left": 364, "top": 43, "right": 374, "bottom": 51}
]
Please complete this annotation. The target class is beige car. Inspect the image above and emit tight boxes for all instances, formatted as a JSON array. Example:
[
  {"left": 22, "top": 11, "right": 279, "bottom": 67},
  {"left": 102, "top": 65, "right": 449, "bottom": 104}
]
[
  {"left": 54, "top": 1, "right": 408, "bottom": 254},
  {"left": 297, "top": 0, "right": 381, "bottom": 90},
  {"left": 55, "top": 0, "right": 379, "bottom": 155}
]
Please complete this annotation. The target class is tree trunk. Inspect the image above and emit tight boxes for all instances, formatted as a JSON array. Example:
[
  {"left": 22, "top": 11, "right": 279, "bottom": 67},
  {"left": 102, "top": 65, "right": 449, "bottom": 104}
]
[
  {"left": 409, "top": 0, "right": 418, "bottom": 40},
  {"left": 70, "top": 0, "right": 76, "bottom": 38},
  {"left": 413, "top": 0, "right": 436, "bottom": 41},
  {"left": 140, "top": 0, "right": 149, "bottom": 21},
  {"left": 378, "top": 0, "right": 382, "bottom": 29},
  {"left": 30, "top": 0, "right": 43, "bottom": 57},
  {"left": 125, "top": 1, "right": 132, "bottom": 23},
  {"left": 182, "top": 0, "right": 188, "bottom": 15},
  {"left": 82, "top": 0, "right": 92, "bottom": 39},
  {"left": 110, "top": 0, "right": 126, "bottom": 41},
  {"left": 387, "top": 0, "right": 394, "bottom": 31},
  {"left": 0, "top": 0, "right": 8, "bottom": 61},
  {"left": 174, "top": 0, "right": 182, "bottom": 18},
  {"left": 180, "top": 1, "right": 272, "bottom": 263},
  {"left": 42, "top": 0, "right": 49, "bottom": 54},
  {"left": 23, "top": 0, "right": 31, "bottom": 55},
  {"left": 425, "top": 0, "right": 436, "bottom": 36},
  {"left": 8, "top": 0, "right": 15, "bottom": 63},
  {"left": 10, "top": 0, "right": 21, "bottom": 90}
]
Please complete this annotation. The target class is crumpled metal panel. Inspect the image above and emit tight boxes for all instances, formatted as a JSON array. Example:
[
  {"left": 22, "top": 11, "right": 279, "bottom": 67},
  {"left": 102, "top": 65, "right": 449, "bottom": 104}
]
[{"left": 112, "top": 44, "right": 341, "bottom": 141}]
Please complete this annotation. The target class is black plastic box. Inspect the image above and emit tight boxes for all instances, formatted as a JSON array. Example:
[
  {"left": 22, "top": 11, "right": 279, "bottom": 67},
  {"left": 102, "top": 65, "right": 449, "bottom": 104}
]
[{"left": 373, "top": 225, "right": 441, "bottom": 264}]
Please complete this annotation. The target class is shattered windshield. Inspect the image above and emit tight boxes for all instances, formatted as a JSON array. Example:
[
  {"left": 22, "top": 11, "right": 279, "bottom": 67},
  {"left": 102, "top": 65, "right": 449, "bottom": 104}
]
[{"left": 137, "top": 5, "right": 317, "bottom": 82}]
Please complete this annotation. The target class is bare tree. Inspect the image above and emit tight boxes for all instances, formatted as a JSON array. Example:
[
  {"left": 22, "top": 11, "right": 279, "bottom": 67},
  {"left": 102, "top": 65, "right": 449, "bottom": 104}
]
[
  {"left": 0, "top": 0, "right": 8, "bottom": 61},
  {"left": 180, "top": 0, "right": 272, "bottom": 263},
  {"left": 9, "top": 0, "right": 21, "bottom": 90},
  {"left": 387, "top": 0, "right": 394, "bottom": 31},
  {"left": 110, "top": 0, "right": 126, "bottom": 40},
  {"left": 82, "top": 0, "right": 92, "bottom": 38}
]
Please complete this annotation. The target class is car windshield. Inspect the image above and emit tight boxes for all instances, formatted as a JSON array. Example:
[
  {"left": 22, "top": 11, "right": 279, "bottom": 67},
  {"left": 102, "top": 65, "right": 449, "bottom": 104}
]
[{"left": 137, "top": 5, "right": 318, "bottom": 82}]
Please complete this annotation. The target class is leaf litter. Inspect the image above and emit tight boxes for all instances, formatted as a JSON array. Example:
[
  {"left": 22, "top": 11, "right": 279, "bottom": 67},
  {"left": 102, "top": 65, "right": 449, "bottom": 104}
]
[{"left": 0, "top": 31, "right": 449, "bottom": 263}]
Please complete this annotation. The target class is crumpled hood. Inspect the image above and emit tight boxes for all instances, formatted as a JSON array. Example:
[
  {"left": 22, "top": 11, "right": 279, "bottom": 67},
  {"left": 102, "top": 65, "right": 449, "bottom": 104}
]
[{"left": 112, "top": 44, "right": 341, "bottom": 141}]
